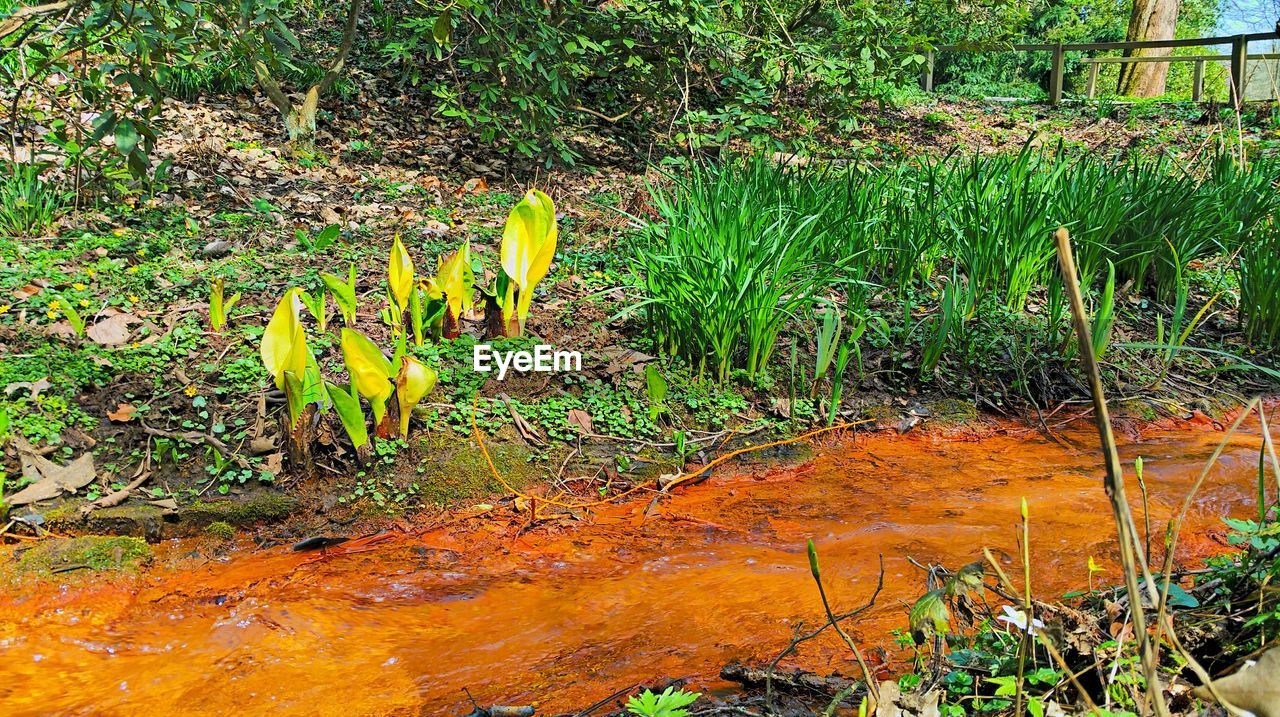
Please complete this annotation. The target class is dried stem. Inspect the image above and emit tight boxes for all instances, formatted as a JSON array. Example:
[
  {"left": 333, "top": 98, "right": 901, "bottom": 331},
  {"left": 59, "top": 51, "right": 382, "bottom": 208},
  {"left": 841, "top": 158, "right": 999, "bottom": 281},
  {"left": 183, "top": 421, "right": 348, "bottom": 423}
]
[{"left": 1054, "top": 227, "right": 1169, "bottom": 717}]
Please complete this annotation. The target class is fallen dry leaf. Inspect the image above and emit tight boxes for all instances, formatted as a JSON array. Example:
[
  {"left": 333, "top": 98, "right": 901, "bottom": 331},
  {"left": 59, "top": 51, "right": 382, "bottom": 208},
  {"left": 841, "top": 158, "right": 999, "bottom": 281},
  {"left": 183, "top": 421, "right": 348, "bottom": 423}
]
[
  {"left": 1193, "top": 646, "right": 1280, "bottom": 717},
  {"left": 13, "top": 282, "right": 43, "bottom": 300},
  {"left": 107, "top": 403, "right": 137, "bottom": 422},
  {"left": 86, "top": 309, "right": 142, "bottom": 346},
  {"left": 566, "top": 409, "right": 594, "bottom": 434},
  {"left": 8, "top": 438, "right": 97, "bottom": 506},
  {"left": 5, "top": 377, "right": 52, "bottom": 400},
  {"left": 456, "top": 177, "right": 488, "bottom": 196},
  {"left": 263, "top": 452, "right": 284, "bottom": 476}
]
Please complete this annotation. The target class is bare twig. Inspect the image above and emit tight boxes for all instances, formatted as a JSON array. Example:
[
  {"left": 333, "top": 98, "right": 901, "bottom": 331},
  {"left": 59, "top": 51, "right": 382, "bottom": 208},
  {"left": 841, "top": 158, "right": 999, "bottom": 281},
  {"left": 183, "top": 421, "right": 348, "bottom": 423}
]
[
  {"left": 766, "top": 556, "right": 885, "bottom": 711},
  {"left": 140, "top": 422, "right": 252, "bottom": 470}
]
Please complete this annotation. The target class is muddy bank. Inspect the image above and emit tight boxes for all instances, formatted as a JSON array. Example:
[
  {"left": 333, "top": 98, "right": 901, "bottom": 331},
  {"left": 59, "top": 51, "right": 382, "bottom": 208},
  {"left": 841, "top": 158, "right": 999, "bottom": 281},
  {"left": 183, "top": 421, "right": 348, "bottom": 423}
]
[{"left": 0, "top": 411, "right": 1270, "bottom": 716}]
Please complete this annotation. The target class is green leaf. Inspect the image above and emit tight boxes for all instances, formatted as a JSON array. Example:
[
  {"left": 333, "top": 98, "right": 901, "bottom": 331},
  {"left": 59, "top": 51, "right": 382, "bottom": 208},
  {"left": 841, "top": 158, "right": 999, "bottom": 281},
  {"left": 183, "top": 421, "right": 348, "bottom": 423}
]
[
  {"left": 433, "top": 8, "right": 452, "bottom": 45},
  {"left": 321, "top": 268, "right": 359, "bottom": 326},
  {"left": 314, "top": 224, "right": 340, "bottom": 249},
  {"left": 908, "top": 588, "right": 950, "bottom": 643},
  {"left": 326, "top": 381, "right": 368, "bottom": 451},
  {"left": 806, "top": 539, "right": 820, "bottom": 580},
  {"left": 645, "top": 364, "right": 667, "bottom": 421},
  {"left": 114, "top": 119, "right": 140, "bottom": 156}
]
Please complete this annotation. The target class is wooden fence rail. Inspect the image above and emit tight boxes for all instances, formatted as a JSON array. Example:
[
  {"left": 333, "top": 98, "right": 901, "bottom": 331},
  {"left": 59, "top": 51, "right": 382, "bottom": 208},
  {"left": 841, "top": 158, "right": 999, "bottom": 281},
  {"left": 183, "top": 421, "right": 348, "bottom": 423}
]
[{"left": 920, "top": 31, "right": 1280, "bottom": 105}]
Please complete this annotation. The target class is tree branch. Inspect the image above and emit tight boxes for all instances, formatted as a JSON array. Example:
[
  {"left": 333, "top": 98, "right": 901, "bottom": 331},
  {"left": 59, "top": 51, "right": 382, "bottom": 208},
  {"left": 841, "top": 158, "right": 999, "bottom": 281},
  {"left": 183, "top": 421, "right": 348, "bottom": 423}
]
[
  {"left": 253, "top": 58, "right": 293, "bottom": 116},
  {"left": 0, "top": 0, "right": 80, "bottom": 40},
  {"left": 316, "top": 0, "right": 363, "bottom": 94}
]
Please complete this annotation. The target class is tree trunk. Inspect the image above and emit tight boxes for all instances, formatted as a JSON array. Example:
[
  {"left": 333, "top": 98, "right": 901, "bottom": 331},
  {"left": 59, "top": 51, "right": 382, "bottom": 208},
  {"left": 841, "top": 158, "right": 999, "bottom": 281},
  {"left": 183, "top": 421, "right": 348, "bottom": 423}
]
[
  {"left": 250, "top": 0, "right": 363, "bottom": 147},
  {"left": 1117, "top": 0, "right": 1181, "bottom": 97},
  {"left": 284, "top": 86, "right": 321, "bottom": 148}
]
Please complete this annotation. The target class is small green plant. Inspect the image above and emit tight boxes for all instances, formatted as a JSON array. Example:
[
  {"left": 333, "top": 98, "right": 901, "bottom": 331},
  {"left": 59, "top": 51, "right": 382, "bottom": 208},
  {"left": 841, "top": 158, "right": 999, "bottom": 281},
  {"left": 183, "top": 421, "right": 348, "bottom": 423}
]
[
  {"left": 321, "top": 265, "right": 360, "bottom": 327},
  {"left": 1090, "top": 260, "right": 1116, "bottom": 360},
  {"left": 811, "top": 308, "right": 841, "bottom": 398},
  {"left": 209, "top": 278, "right": 241, "bottom": 333},
  {"left": 60, "top": 294, "right": 86, "bottom": 338},
  {"left": 827, "top": 334, "right": 858, "bottom": 426},
  {"left": 0, "top": 162, "right": 66, "bottom": 238},
  {"left": 297, "top": 288, "right": 328, "bottom": 332},
  {"left": 296, "top": 224, "right": 340, "bottom": 252},
  {"left": 1239, "top": 218, "right": 1280, "bottom": 349},
  {"left": 624, "top": 687, "right": 700, "bottom": 717},
  {"left": 645, "top": 364, "right": 668, "bottom": 422}
]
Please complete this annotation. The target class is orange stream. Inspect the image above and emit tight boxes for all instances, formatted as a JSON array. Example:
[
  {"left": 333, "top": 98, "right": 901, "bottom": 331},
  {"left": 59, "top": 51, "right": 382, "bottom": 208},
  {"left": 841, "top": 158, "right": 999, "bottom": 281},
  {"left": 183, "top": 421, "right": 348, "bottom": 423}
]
[{"left": 0, "top": 418, "right": 1270, "bottom": 716}]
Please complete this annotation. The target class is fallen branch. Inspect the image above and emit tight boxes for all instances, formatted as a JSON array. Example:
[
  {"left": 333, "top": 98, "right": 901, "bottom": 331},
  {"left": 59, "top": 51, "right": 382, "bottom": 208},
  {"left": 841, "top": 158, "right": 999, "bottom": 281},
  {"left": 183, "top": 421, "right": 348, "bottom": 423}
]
[
  {"left": 764, "top": 554, "right": 885, "bottom": 710},
  {"left": 140, "top": 422, "right": 252, "bottom": 470},
  {"left": 80, "top": 470, "right": 152, "bottom": 516}
]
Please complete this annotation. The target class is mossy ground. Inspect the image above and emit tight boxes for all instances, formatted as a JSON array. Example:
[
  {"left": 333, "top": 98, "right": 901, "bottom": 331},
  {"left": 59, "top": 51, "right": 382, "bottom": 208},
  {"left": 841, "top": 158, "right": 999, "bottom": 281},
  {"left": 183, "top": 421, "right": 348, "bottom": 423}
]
[
  {"left": 410, "top": 431, "right": 554, "bottom": 505},
  {"left": 14, "top": 536, "right": 152, "bottom": 575},
  {"left": 204, "top": 520, "right": 235, "bottom": 540},
  {"left": 181, "top": 493, "right": 298, "bottom": 526}
]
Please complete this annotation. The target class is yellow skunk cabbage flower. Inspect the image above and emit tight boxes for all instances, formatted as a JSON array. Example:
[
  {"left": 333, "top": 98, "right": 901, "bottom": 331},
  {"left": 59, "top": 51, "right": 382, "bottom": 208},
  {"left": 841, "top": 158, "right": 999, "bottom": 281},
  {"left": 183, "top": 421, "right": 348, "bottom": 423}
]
[
  {"left": 500, "top": 189, "right": 557, "bottom": 334},
  {"left": 340, "top": 328, "right": 393, "bottom": 423},
  {"left": 395, "top": 356, "right": 438, "bottom": 439},
  {"left": 260, "top": 288, "right": 307, "bottom": 390},
  {"left": 388, "top": 234, "right": 415, "bottom": 313},
  {"left": 436, "top": 241, "right": 474, "bottom": 337}
]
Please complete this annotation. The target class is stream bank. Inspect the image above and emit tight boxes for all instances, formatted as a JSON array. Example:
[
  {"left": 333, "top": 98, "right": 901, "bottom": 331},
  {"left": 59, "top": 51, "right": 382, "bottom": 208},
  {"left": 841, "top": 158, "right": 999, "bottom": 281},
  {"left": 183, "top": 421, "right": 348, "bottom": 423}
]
[{"left": 1, "top": 407, "right": 1271, "bottom": 715}]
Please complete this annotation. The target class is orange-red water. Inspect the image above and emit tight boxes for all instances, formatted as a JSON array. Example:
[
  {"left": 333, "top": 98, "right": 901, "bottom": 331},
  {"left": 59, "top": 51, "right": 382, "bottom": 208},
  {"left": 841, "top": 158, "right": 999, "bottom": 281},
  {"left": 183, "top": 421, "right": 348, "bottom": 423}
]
[{"left": 0, "top": 417, "right": 1271, "bottom": 717}]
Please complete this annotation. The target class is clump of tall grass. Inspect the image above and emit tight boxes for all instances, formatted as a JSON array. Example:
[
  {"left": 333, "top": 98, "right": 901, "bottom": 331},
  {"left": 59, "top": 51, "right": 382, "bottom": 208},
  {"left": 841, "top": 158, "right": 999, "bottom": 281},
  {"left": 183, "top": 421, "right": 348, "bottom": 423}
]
[
  {"left": 0, "top": 162, "right": 67, "bottom": 238},
  {"left": 630, "top": 158, "right": 847, "bottom": 381},
  {"left": 630, "top": 147, "right": 1280, "bottom": 383},
  {"left": 941, "top": 147, "right": 1063, "bottom": 311},
  {"left": 1239, "top": 218, "right": 1280, "bottom": 350}
]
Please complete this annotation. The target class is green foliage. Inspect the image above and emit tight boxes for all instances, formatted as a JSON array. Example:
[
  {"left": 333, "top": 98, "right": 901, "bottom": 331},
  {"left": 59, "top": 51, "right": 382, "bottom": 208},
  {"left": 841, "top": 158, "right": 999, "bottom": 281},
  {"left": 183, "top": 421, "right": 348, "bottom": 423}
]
[
  {"left": 158, "top": 56, "right": 254, "bottom": 100},
  {"left": 1, "top": 0, "right": 205, "bottom": 190},
  {"left": 629, "top": 157, "right": 848, "bottom": 381},
  {"left": 380, "top": 0, "right": 927, "bottom": 161},
  {"left": 1239, "top": 218, "right": 1280, "bottom": 350},
  {"left": 0, "top": 163, "right": 68, "bottom": 238},
  {"left": 930, "top": 0, "right": 1220, "bottom": 100},
  {"left": 629, "top": 147, "right": 1280, "bottom": 388},
  {"left": 625, "top": 687, "right": 700, "bottom": 717}
]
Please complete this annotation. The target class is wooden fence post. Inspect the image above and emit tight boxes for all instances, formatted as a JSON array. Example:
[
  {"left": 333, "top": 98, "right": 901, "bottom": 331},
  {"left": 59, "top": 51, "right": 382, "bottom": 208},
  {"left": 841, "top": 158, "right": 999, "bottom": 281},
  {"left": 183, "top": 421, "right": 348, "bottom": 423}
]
[
  {"left": 1050, "top": 42, "right": 1065, "bottom": 105},
  {"left": 1086, "top": 61, "right": 1099, "bottom": 99},
  {"left": 921, "top": 50, "right": 935, "bottom": 93},
  {"left": 1230, "top": 34, "right": 1247, "bottom": 106},
  {"left": 1192, "top": 58, "right": 1205, "bottom": 102}
]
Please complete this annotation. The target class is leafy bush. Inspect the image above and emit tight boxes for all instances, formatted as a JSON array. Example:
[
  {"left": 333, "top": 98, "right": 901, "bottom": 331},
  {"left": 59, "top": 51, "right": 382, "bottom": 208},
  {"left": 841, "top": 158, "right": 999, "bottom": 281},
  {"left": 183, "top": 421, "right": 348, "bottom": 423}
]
[{"left": 380, "top": 0, "right": 928, "bottom": 161}]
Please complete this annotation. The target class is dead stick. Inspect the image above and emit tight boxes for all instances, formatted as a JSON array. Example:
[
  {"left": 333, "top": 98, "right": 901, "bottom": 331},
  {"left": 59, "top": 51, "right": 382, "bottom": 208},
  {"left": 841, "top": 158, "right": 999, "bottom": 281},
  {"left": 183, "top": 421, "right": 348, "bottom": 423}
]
[
  {"left": 140, "top": 423, "right": 251, "bottom": 470},
  {"left": 766, "top": 556, "right": 885, "bottom": 711},
  {"left": 1055, "top": 228, "right": 1169, "bottom": 717}
]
